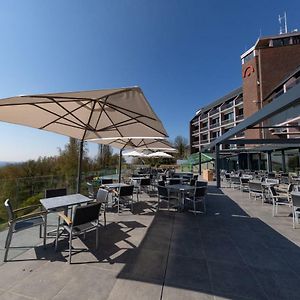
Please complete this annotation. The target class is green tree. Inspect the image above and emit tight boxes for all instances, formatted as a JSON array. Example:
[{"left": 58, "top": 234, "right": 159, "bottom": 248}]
[
  {"left": 173, "top": 136, "right": 189, "bottom": 159},
  {"left": 57, "top": 138, "right": 88, "bottom": 176},
  {"left": 97, "top": 144, "right": 113, "bottom": 168}
]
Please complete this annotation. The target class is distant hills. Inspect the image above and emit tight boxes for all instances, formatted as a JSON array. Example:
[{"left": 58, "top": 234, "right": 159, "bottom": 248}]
[{"left": 0, "top": 161, "right": 17, "bottom": 167}]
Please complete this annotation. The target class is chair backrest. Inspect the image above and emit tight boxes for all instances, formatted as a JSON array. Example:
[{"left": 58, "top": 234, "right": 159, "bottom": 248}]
[
  {"left": 73, "top": 202, "right": 102, "bottom": 227},
  {"left": 269, "top": 186, "right": 278, "bottom": 197},
  {"left": 291, "top": 193, "right": 300, "bottom": 208},
  {"left": 190, "top": 179, "right": 196, "bottom": 186},
  {"left": 157, "top": 186, "right": 168, "bottom": 198},
  {"left": 230, "top": 177, "right": 240, "bottom": 184},
  {"left": 140, "top": 178, "right": 151, "bottom": 186},
  {"left": 240, "top": 178, "right": 249, "bottom": 184},
  {"left": 169, "top": 178, "right": 181, "bottom": 185},
  {"left": 194, "top": 187, "right": 207, "bottom": 198},
  {"left": 101, "top": 178, "right": 113, "bottom": 185},
  {"left": 45, "top": 188, "right": 67, "bottom": 198},
  {"left": 196, "top": 181, "right": 208, "bottom": 187},
  {"left": 288, "top": 183, "right": 295, "bottom": 194},
  {"left": 249, "top": 181, "right": 262, "bottom": 192},
  {"left": 268, "top": 173, "right": 276, "bottom": 179},
  {"left": 4, "top": 199, "right": 14, "bottom": 222},
  {"left": 96, "top": 188, "right": 109, "bottom": 203},
  {"left": 172, "top": 174, "right": 180, "bottom": 178},
  {"left": 119, "top": 185, "right": 134, "bottom": 197},
  {"left": 158, "top": 180, "right": 165, "bottom": 186}
]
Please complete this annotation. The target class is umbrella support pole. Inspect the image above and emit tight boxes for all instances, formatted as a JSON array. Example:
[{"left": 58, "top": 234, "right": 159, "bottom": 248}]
[
  {"left": 118, "top": 149, "right": 123, "bottom": 183},
  {"left": 77, "top": 139, "right": 84, "bottom": 193}
]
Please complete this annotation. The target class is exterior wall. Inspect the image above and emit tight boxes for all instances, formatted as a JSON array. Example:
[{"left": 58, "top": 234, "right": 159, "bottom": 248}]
[
  {"left": 260, "top": 45, "right": 300, "bottom": 102},
  {"left": 241, "top": 56, "right": 262, "bottom": 140}
]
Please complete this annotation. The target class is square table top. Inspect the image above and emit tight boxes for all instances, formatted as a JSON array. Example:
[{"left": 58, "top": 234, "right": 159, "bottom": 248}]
[
  {"left": 103, "top": 183, "right": 129, "bottom": 189},
  {"left": 40, "top": 194, "right": 90, "bottom": 211}
]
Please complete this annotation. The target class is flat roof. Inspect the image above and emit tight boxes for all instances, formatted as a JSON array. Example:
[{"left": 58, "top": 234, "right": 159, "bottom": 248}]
[{"left": 194, "top": 87, "right": 242, "bottom": 117}]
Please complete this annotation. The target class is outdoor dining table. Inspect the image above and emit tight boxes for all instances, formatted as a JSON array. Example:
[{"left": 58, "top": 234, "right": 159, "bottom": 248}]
[
  {"left": 40, "top": 193, "right": 91, "bottom": 212},
  {"left": 40, "top": 193, "right": 91, "bottom": 239},
  {"left": 165, "top": 184, "right": 195, "bottom": 209}
]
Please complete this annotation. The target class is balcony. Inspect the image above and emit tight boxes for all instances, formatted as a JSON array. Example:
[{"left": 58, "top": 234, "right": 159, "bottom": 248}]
[
  {"left": 221, "top": 102, "right": 233, "bottom": 111},
  {"left": 210, "top": 122, "right": 220, "bottom": 129},
  {"left": 221, "top": 119, "right": 234, "bottom": 126},
  {"left": 200, "top": 126, "right": 208, "bottom": 131},
  {"left": 235, "top": 97, "right": 243, "bottom": 105},
  {"left": 236, "top": 114, "right": 244, "bottom": 121},
  {"left": 209, "top": 108, "right": 219, "bottom": 115},
  {"left": 200, "top": 113, "right": 208, "bottom": 120}
]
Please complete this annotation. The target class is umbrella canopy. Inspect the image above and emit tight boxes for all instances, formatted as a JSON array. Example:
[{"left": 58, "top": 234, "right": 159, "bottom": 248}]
[
  {"left": 91, "top": 137, "right": 176, "bottom": 152},
  {"left": 123, "top": 150, "right": 146, "bottom": 157},
  {"left": 147, "top": 151, "right": 173, "bottom": 158},
  {"left": 0, "top": 87, "right": 168, "bottom": 191},
  {"left": 0, "top": 87, "right": 167, "bottom": 140}
]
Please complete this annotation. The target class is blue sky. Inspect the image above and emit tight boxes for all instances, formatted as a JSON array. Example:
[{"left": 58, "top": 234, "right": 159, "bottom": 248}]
[{"left": 0, "top": 0, "right": 299, "bottom": 161}]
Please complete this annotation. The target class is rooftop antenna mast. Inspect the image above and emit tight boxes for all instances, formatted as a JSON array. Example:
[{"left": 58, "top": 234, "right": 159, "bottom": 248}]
[{"left": 279, "top": 12, "right": 288, "bottom": 34}]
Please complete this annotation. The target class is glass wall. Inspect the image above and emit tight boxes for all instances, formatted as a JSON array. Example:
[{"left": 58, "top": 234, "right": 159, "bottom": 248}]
[{"left": 285, "top": 149, "right": 300, "bottom": 172}]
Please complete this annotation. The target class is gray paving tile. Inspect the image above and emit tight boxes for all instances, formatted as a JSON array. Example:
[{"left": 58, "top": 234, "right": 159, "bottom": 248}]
[
  {"left": 0, "top": 291, "right": 35, "bottom": 299},
  {"left": 118, "top": 248, "right": 168, "bottom": 284},
  {"left": 10, "top": 262, "right": 76, "bottom": 300},
  {"left": 162, "top": 286, "right": 213, "bottom": 300},
  {"left": 250, "top": 267, "right": 300, "bottom": 300},
  {"left": 165, "top": 254, "right": 211, "bottom": 293},
  {"left": 53, "top": 265, "right": 117, "bottom": 300},
  {"left": 208, "top": 260, "right": 268, "bottom": 300},
  {"left": 107, "top": 278, "right": 161, "bottom": 300},
  {"left": 0, "top": 256, "right": 48, "bottom": 290}
]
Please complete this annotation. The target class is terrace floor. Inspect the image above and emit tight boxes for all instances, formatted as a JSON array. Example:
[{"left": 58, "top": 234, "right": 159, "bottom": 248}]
[{"left": 1, "top": 184, "right": 300, "bottom": 300}]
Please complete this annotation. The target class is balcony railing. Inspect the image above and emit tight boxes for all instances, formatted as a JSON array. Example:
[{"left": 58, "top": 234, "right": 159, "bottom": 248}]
[
  {"left": 210, "top": 123, "right": 220, "bottom": 129},
  {"left": 235, "top": 97, "right": 243, "bottom": 105},
  {"left": 221, "top": 102, "right": 233, "bottom": 110},
  {"left": 200, "top": 126, "right": 208, "bottom": 131},
  {"left": 209, "top": 108, "right": 219, "bottom": 115},
  {"left": 200, "top": 113, "right": 208, "bottom": 120},
  {"left": 236, "top": 114, "right": 244, "bottom": 121},
  {"left": 222, "top": 119, "right": 234, "bottom": 125}
]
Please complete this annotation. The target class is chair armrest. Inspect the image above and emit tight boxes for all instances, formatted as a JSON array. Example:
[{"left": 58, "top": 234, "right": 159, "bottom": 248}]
[
  {"left": 111, "top": 189, "right": 118, "bottom": 196},
  {"left": 15, "top": 210, "right": 47, "bottom": 222},
  {"left": 57, "top": 212, "right": 72, "bottom": 225},
  {"left": 13, "top": 204, "right": 43, "bottom": 213}
]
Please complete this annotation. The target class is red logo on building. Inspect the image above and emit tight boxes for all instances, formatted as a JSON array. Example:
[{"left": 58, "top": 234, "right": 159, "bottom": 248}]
[{"left": 243, "top": 65, "right": 255, "bottom": 78}]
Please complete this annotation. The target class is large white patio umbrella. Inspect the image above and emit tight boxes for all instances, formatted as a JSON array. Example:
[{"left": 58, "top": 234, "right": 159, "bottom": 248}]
[
  {"left": 90, "top": 137, "right": 176, "bottom": 182},
  {"left": 122, "top": 150, "right": 146, "bottom": 157},
  {"left": 146, "top": 151, "right": 173, "bottom": 158},
  {"left": 0, "top": 87, "right": 168, "bottom": 191}
]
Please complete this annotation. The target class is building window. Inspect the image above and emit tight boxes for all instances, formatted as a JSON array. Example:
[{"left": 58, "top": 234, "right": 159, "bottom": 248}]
[{"left": 242, "top": 51, "right": 254, "bottom": 64}]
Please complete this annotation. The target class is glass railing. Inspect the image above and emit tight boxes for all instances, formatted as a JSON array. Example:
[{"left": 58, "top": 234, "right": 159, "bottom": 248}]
[{"left": 0, "top": 169, "right": 117, "bottom": 229}]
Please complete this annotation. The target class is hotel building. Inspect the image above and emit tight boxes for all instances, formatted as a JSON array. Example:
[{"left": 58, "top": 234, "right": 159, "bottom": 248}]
[{"left": 190, "top": 31, "right": 300, "bottom": 155}]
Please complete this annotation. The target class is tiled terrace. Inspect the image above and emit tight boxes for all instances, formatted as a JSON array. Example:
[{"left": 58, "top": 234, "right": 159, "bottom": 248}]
[{"left": 1, "top": 184, "right": 300, "bottom": 300}]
